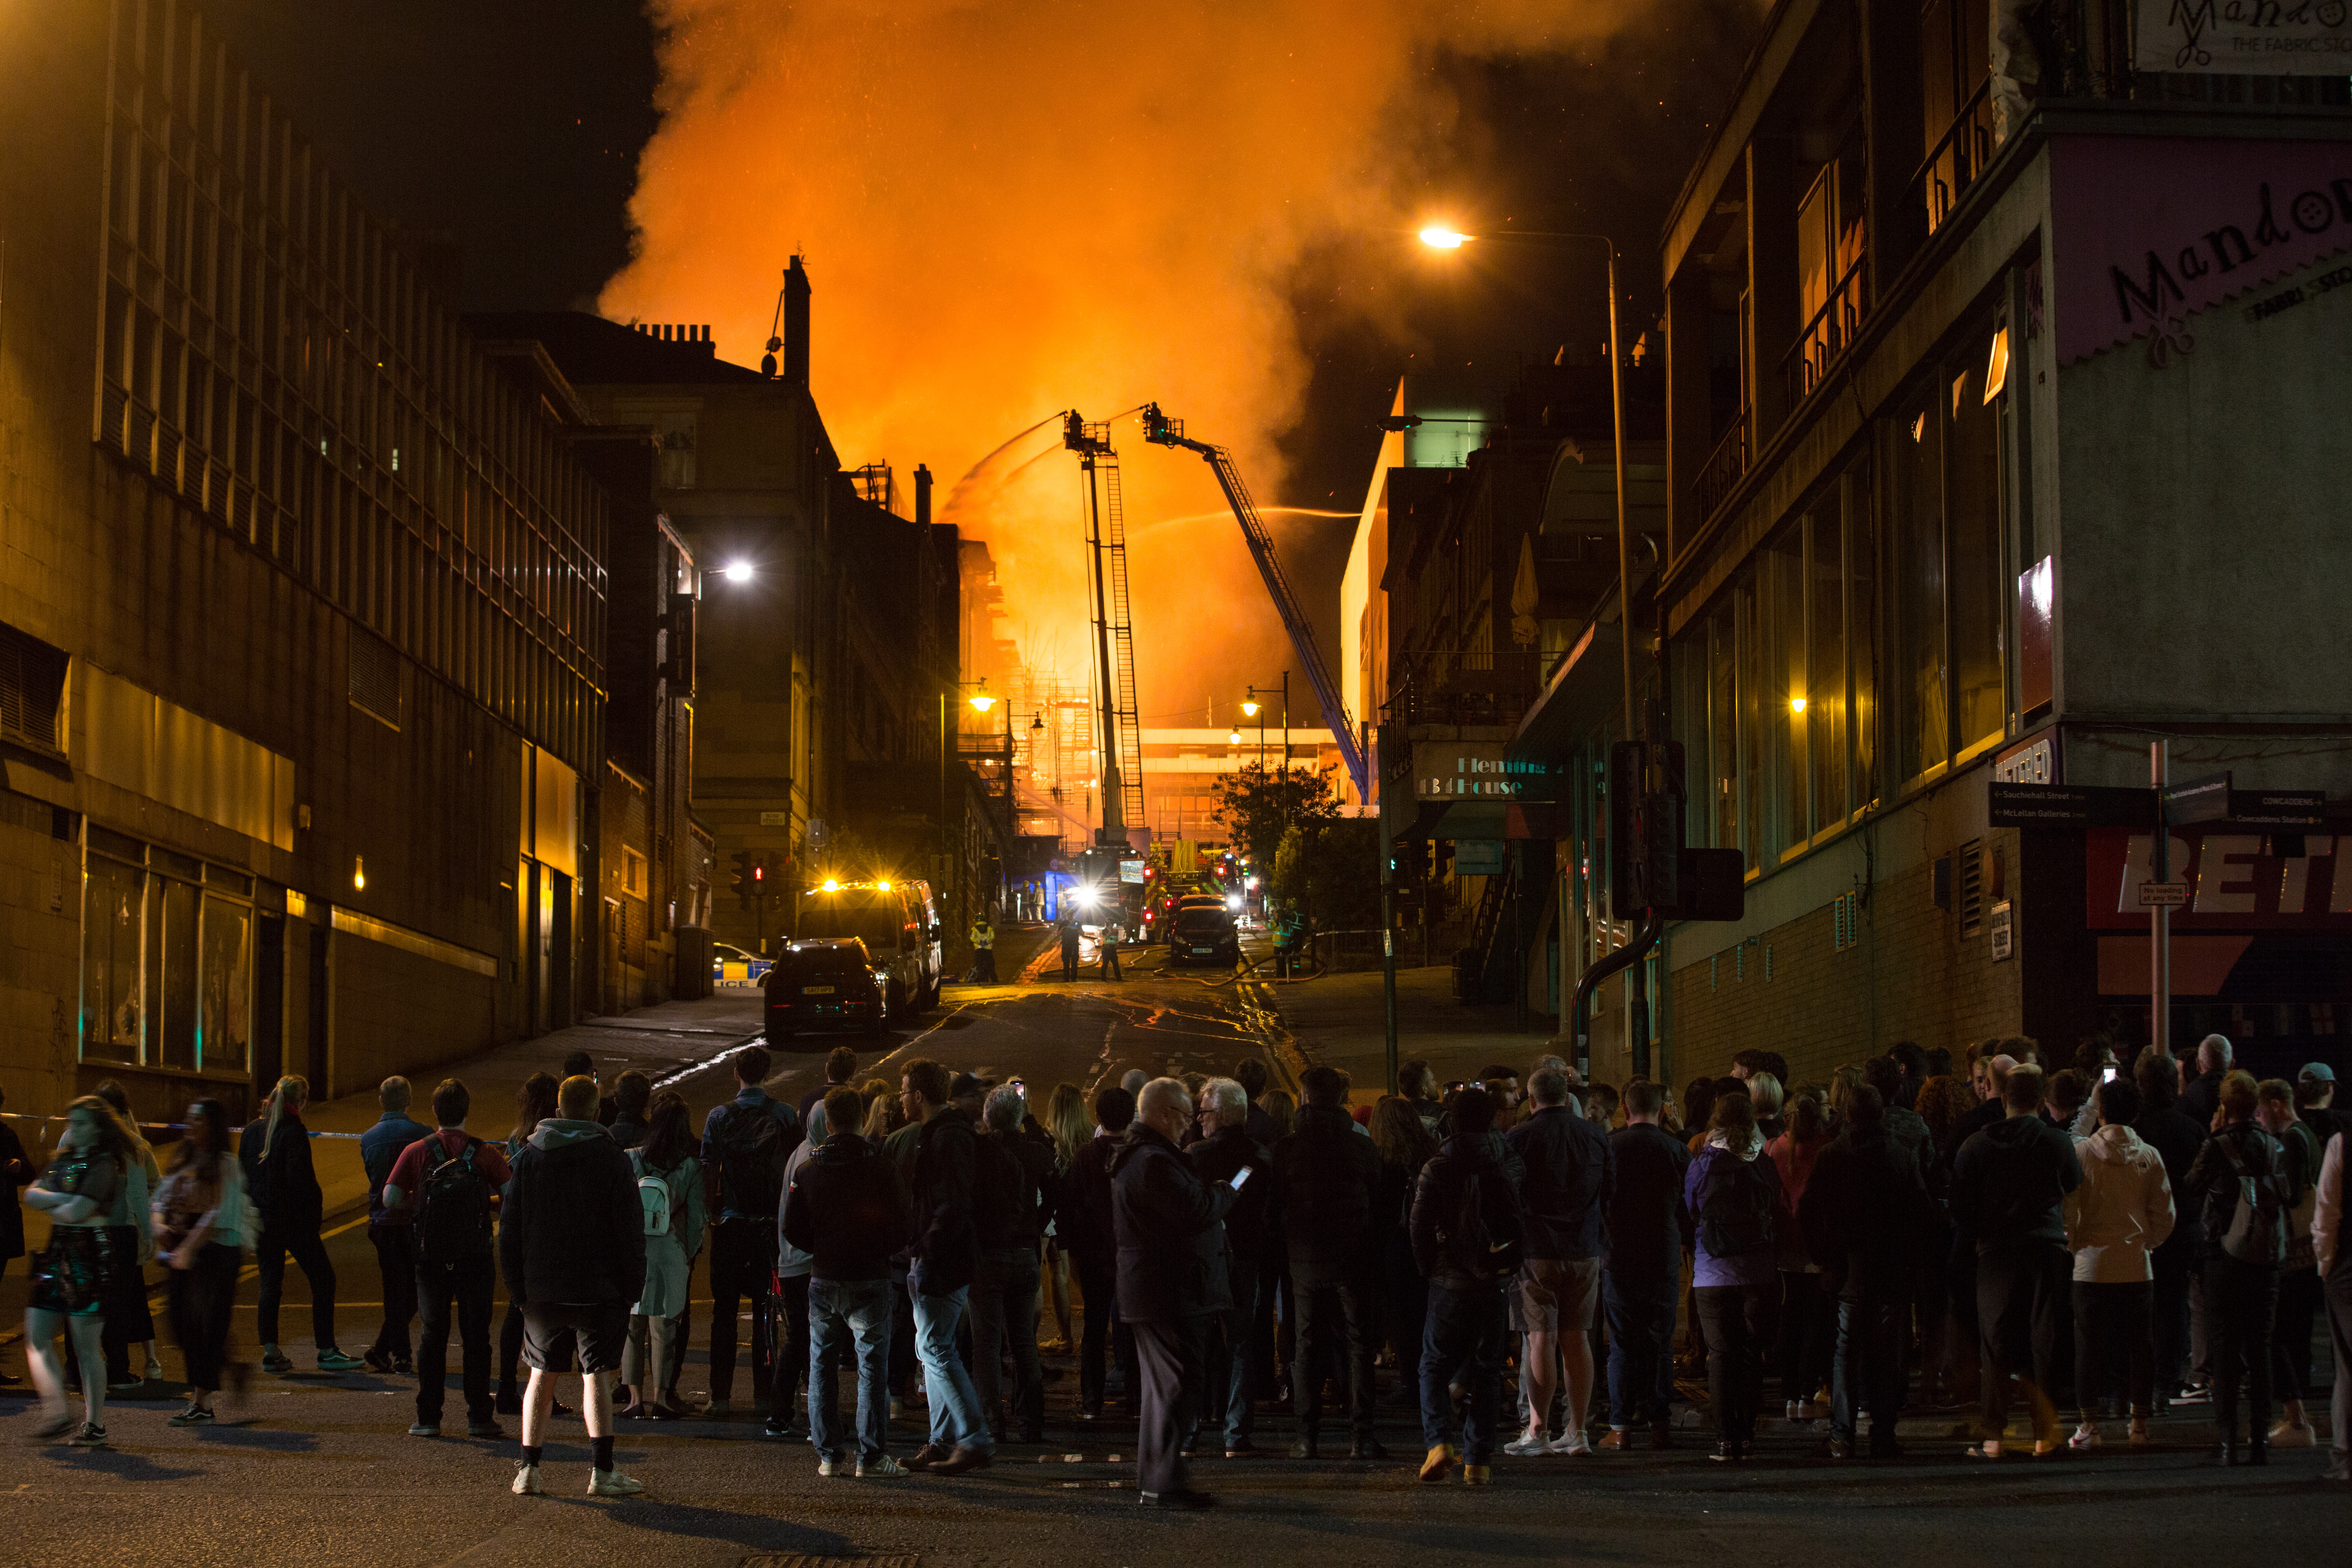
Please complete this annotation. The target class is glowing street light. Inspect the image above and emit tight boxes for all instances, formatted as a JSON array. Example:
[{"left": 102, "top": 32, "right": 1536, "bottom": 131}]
[
  {"left": 1419, "top": 225, "right": 1472, "bottom": 249},
  {"left": 821, "top": 878, "right": 841, "bottom": 892},
  {"left": 1229, "top": 729, "right": 1243, "bottom": 746},
  {"left": 1790, "top": 696, "right": 1808, "bottom": 715},
  {"left": 1241, "top": 699, "right": 1261, "bottom": 718},
  {"left": 722, "top": 560, "right": 755, "bottom": 584}
]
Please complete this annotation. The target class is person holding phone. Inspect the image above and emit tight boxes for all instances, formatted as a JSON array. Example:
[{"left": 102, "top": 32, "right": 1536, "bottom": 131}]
[{"left": 1187, "top": 1079, "right": 1270, "bottom": 1458}]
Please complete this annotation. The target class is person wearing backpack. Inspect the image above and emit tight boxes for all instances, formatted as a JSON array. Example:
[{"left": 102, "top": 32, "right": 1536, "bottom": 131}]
[
  {"left": 1684, "top": 1092, "right": 1784, "bottom": 1461},
  {"left": 2183, "top": 1070, "right": 2294, "bottom": 1466},
  {"left": 382, "top": 1078, "right": 512, "bottom": 1439},
  {"left": 621, "top": 1091, "right": 704, "bottom": 1420},
  {"left": 502, "top": 1074, "right": 647, "bottom": 1499},
  {"left": 1949, "top": 1063, "right": 2083, "bottom": 1460},
  {"left": 700, "top": 1045, "right": 799, "bottom": 1415},
  {"left": 1408, "top": 1085, "right": 1526, "bottom": 1485}
]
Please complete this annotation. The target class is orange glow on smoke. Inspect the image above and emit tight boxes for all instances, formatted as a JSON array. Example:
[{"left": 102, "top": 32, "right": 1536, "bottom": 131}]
[{"left": 606, "top": 1, "right": 1631, "bottom": 705}]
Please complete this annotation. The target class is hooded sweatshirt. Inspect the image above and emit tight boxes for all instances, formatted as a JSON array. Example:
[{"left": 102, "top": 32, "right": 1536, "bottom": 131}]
[
  {"left": 1950, "top": 1111, "right": 2083, "bottom": 1254},
  {"left": 1684, "top": 1129, "right": 1783, "bottom": 1289},
  {"left": 2064, "top": 1124, "right": 2176, "bottom": 1282},
  {"left": 499, "top": 1118, "right": 644, "bottom": 1307}
]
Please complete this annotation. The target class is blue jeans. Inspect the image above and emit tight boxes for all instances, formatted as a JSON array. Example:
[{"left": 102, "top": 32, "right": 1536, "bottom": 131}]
[
  {"left": 1205, "top": 1262, "right": 1260, "bottom": 1446},
  {"left": 808, "top": 1278, "right": 893, "bottom": 1462},
  {"left": 1604, "top": 1271, "right": 1679, "bottom": 1428},
  {"left": 911, "top": 1285, "right": 990, "bottom": 1453},
  {"left": 1419, "top": 1282, "right": 1508, "bottom": 1464}
]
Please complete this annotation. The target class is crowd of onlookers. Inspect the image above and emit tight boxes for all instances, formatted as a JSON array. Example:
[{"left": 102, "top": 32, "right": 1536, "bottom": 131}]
[{"left": 3, "top": 1029, "right": 2343, "bottom": 1504}]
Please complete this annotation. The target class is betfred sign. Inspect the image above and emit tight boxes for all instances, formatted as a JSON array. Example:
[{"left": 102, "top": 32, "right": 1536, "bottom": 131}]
[{"left": 2085, "top": 828, "right": 2352, "bottom": 930}]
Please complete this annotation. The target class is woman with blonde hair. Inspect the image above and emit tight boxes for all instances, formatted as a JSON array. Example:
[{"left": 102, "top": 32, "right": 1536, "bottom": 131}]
[
  {"left": 22, "top": 1095, "right": 140, "bottom": 1443},
  {"left": 241, "top": 1075, "right": 361, "bottom": 1374},
  {"left": 1038, "top": 1082, "right": 1090, "bottom": 1352}
]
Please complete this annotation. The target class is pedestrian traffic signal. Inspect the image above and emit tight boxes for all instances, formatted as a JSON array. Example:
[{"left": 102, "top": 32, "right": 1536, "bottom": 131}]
[{"left": 729, "top": 849, "right": 755, "bottom": 896}]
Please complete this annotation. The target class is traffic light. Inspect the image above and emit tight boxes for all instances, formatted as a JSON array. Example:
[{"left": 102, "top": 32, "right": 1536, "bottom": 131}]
[{"left": 729, "top": 849, "right": 754, "bottom": 896}]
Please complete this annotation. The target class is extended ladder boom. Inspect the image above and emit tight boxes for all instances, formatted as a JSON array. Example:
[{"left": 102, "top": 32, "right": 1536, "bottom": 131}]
[{"left": 1140, "top": 403, "right": 1368, "bottom": 801}]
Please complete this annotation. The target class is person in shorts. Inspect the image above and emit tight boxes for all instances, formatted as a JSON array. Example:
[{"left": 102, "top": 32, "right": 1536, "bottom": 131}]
[
  {"left": 1505, "top": 1066, "right": 1615, "bottom": 1456},
  {"left": 499, "top": 1074, "right": 646, "bottom": 1498}
]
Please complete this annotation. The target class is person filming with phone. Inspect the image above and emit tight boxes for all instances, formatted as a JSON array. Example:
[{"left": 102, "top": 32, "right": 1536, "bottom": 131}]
[{"left": 1111, "top": 1077, "right": 1239, "bottom": 1508}]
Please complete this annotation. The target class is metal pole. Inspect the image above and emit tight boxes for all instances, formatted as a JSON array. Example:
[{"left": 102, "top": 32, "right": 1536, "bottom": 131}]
[
  {"left": 1380, "top": 804, "right": 1400, "bottom": 1095},
  {"left": 1604, "top": 240, "right": 1636, "bottom": 742},
  {"left": 2152, "top": 740, "right": 2171, "bottom": 1059}
]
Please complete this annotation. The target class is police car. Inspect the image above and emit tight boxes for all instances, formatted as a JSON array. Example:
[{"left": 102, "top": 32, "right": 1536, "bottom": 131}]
[{"left": 712, "top": 942, "right": 774, "bottom": 989}]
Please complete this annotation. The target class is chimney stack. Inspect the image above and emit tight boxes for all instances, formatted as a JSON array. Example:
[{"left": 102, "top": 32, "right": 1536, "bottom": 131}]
[
  {"left": 914, "top": 463, "right": 933, "bottom": 528},
  {"left": 783, "top": 256, "right": 811, "bottom": 386}
]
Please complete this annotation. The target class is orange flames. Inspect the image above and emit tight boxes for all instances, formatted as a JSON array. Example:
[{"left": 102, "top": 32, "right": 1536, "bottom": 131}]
[{"left": 604, "top": 1, "right": 1632, "bottom": 709}]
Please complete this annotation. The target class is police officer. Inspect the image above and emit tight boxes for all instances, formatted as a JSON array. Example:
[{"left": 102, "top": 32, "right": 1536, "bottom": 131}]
[{"left": 969, "top": 913, "right": 997, "bottom": 984}]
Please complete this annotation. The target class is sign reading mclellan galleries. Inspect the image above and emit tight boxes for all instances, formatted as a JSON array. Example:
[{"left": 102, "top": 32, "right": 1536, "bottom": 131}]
[
  {"left": 2052, "top": 137, "right": 2352, "bottom": 365},
  {"left": 2137, "top": 0, "right": 2352, "bottom": 74}
]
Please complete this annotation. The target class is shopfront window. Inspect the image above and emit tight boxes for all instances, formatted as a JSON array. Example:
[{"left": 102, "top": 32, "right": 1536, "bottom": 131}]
[
  {"left": 156, "top": 875, "right": 199, "bottom": 1069},
  {"left": 200, "top": 895, "right": 252, "bottom": 1072},
  {"left": 1895, "top": 394, "right": 1948, "bottom": 782},
  {"left": 82, "top": 857, "right": 145, "bottom": 1062},
  {"left": 1947, "top": 356, "right": 2006, "bottom": 755}
]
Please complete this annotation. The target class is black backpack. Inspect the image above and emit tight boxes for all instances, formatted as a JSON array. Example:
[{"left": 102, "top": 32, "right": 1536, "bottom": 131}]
[
  {"left": 1699, "top": 1151, "right": 1777, "bottom": 1258},
  {"left": 415, "top": 1137, "right": 494, "bottom": 1266},
  {"left": 2217, "top": 1132, "right": 2287, "bottom": 1265},
  {"left": 709, "top": 1102, "right": 787, "bottom": 1220},
  {"left": 1449, "top": 1163, "right": 1526, "bottom": 1281}
]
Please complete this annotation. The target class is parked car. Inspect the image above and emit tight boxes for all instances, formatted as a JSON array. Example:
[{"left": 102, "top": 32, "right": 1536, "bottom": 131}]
[
  {"left": 1166, "top": 902, "right": 1240, "bottom": 967},
  {"left": 795, "top": 878, "right": 943, "bottom": 1017},
  {"left": 713, "top": 941, "right": 773, "bottom": 989},
  {"left": 764, "top": 938, "right": 884, "bottom": 1042}
]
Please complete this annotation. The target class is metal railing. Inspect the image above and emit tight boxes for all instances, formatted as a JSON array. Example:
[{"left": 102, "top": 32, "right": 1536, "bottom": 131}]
[
  {"left": 1783, "top": 251, "right": 1870, "bottom": 408},
  {"left": 1908, "top": 80, "right": 1998, "bottom": 240},
  {"left": 1694, "top": 412, "right": 1750, "bottom": 521},
  {"left": 1380, "top": 648, "right": 1547, "bottom": 728}
]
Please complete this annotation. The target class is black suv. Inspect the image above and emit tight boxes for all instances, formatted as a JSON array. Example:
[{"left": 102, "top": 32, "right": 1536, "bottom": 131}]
[
  {"left": 764, "top": 938, "right": 885, "bottom": 1043},
  {"left": 1167, "top": 903, "right": 1240, "bottom": 967}
]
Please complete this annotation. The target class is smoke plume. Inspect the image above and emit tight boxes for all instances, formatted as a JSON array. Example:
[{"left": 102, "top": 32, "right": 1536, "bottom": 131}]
[{"left": 604, "top": 1, "right": 1643, "bottom": 720}]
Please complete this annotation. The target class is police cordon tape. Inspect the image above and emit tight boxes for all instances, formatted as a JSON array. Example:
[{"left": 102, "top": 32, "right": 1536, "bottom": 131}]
[{"left": 0, "top": 1111, "right": 362, "bottom": 1140}]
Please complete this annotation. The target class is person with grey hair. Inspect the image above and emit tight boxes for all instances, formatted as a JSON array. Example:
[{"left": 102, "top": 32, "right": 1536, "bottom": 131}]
[
  {"left": 361, "top": 1076, "right": 432, "bottom": 1376},
  {"left": 1121, "top": 1069, "right": 1150, "bottom": 1098},
  {"left": 2181, "top": 1035, "right": 2233, "bottom": 1129},
  {"left": 1114, "top": 1078, "right": 1236, "bottom": 1507},
  {"left": 1187, "top": 1076, "right": 1271, "bottom": 1457},
  {"left": 968, "top": 1083, "right": 1059, "bottom": 1443}
]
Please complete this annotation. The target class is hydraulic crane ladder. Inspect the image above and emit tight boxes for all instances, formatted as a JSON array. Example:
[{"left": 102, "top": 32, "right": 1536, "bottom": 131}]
[
  {"left": 1139, "top": 403, "right": 1368, "bottom": 801},
  {"left": 1063, "top": 412, "right": 1146, "bottom": 842}
]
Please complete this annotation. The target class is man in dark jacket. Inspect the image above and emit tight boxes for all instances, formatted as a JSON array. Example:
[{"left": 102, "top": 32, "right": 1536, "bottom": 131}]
[
  {"left": 1270, "top": 1064, "right": 1386, "bottom": 1459},
  {"left": 783, "top": 1086, "right": 914, "bottom": 1476},
  {"left": 500, "top": 1074, "right": 646, "bottom": 1498},
  {"left": 700, "top": 1045, "right": 800, "bottom": 1415},
  {"left": 1234, "top": 1058, "right": 1283, "bottom": 1147},
  {"left": 1066, "top": 1085, "right": 1140, "bottom": 1418},
  {"left": 1187, "top": 1077, "right": 1271, "bottom": 1457},
  {"left": 1409, "top": 1086, "right": 1526, "bottom": 1485},
  {"left": 2180, "top": 1035, "right": 2232, "bottom": 1128},
  {"left": 242, "top": 1077, "right": 362, "bottom": 1374},
  {"left": 2134, "top": 1049, "right": 2205, "bottom": 1402},
  {"left": 1803, "top": 1085, "right": 1932, "bottom": 1459},
  {"left": 900, "top": 1057, "right": 991, "bottom": 1473},
  {"left": 360, "top": 1075, "right": 432, "bottom": 1376},
  {"left": 971, "top": 1085, "right": 1060, "bottom": 1443},
  {"left": 1949, "top": 1063, "right": 2083, "bottom": 1456},
  {"left": 1114, "top": 1076, "right": 1236, "bottom": 1508},
  {"left": 1504, "top": 1065, "right": 1615, "bottom": 1456},
  {"left": 1602, "top": 1080, "right": 1690, "bottom": 1450},
  {"left": 2183, "top": 1070, "right": 2293, "bottom": 1463}
]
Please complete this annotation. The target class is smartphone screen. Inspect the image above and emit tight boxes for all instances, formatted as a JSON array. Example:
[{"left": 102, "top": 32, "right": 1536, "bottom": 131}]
[
  {"left": 1228, "top": 1166, "right": 1252, "bottom": 1191},
  {"left": 2102, "top": 1067, "right": 2119, "bottom": 1083}
]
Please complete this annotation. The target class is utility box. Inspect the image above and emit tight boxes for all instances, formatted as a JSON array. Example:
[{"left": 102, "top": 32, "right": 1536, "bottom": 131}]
[{"left": 675, "top": 925, "right": 714, "bottom": 1000}]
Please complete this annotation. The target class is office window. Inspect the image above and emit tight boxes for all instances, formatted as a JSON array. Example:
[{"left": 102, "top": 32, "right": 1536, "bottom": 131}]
[
  {"left": 1765, "top": 522, "right": 1807, "bottom": 854},
  {"left": 1808, "top": 504, "right": 1847, "bottom": 828},
  {"left": 1948, "top": 359, "right": 2005, "bottom": 754},
  {"left": 200, "top": 894, "right": 253, "bottom": 1072},
  {"left": 1847, "top": 461, "right": 1880, "bottom": 809},
  {"left": 1894, "top": 395, "right": 1948, "bottom": 781},
  {"left": 156, "top": 874, "right": 199, "bottom": 1070},
  {"left": 1709, "top": 605, "right": 1738, "bottom": 854}
]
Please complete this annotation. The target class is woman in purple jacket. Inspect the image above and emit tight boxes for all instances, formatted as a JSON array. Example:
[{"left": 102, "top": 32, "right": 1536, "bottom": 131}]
[{"left": 1685, "top": 1092, "right": 1784, "bottom": 1461}]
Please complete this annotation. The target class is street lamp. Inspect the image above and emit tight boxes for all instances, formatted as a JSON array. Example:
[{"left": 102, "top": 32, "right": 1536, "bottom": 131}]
[
  {"left": 1418, "top": 225, "right": 1472, "bottom": 249},
  {"left": 722, "top": 560, "right": 755, "bottom": 584}
]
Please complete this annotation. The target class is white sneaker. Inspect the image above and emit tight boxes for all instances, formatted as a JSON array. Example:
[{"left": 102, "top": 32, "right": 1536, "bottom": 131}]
[
  {"left": 1549, "top": 1432, "right": 1595, "bottom": 1456},
  {"left": 817, "top": 1452, "right": 843, "bottom": 1477},
  {"left": 511, "top": 1463, "right": 543, "bottom": 1496},
  {"left": 857, "top": 1454, "right": 906, "bottom": 1478},
  {"left": 2069, "top": 1422, "right": 2101, "bottom": 1450},
  {"left": 588, "top": 1467, "right": 645, "bottom": 1498},
  {"left": 1502, "top": 1433, "right": 1552, "bottom": 1457},
  {"left": 2269, "top": 1419, "right": 2317, "bottom": 1448}
]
